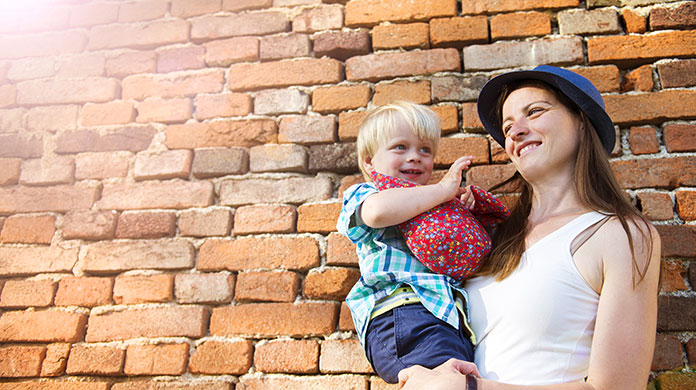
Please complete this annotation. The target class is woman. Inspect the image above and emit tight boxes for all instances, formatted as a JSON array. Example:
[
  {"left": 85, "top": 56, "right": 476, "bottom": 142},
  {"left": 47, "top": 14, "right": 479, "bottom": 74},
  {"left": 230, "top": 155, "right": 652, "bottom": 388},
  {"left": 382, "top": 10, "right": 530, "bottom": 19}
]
[{"left": 398, "top": 65, "right": 661, "bottom": 390}]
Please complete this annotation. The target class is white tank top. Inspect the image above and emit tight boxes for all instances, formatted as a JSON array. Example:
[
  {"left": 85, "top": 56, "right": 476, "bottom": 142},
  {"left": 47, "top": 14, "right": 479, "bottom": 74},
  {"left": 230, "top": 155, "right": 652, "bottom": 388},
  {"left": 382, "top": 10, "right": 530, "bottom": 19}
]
[{"left": 466, "top": 212, "right": 606, "bottom": 385}]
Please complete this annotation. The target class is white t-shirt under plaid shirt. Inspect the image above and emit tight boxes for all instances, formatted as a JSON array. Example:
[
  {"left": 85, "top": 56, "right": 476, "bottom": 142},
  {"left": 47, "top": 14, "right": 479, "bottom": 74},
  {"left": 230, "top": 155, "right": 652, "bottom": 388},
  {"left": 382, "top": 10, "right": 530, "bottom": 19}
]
[{"left": 337, "top": 182, "right": 466, "bottom": 347}]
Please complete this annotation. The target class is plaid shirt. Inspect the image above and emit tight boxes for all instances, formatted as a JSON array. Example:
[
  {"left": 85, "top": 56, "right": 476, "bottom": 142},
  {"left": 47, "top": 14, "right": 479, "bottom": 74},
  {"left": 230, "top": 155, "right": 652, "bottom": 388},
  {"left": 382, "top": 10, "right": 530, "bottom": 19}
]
[{"left": 337, "top": 182, "right": 466, "bottom": 346}]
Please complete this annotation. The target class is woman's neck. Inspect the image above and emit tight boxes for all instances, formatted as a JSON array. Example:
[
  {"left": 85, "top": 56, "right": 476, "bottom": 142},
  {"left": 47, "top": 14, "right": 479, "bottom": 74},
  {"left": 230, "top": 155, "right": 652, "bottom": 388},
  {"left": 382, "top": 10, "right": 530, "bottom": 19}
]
[{"left": 528, "top": 176, "right": 588, "bottom": 223}]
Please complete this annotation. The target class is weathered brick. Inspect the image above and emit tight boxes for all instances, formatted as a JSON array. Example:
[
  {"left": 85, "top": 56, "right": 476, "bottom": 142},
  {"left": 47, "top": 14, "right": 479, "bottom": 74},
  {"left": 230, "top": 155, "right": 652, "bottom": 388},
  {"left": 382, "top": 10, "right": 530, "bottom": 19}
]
[
  {"left": 236, "top": 271, "right": 300, "bottom": 302},
  {"left": 430, "top": 16, "right": 488, "bottom": 48},
  {"left": 119, "top": 0, "right": 168, "bottom": 23},
  {"left": 558, "top": 8, "right": 620, "bottom": 35},
  {"left": 254, "top": 339, "right": 319, "bottom": 374},
  {"left": 0, "top": 279, "right": 56, "bottom": 308},
  {"left": 56, "top": 53, "right": 105, "bottom": 78},
  {"left": 0, "top": 31, "right": 87, "bottom": 60},
  {"left": 612, "top": 157, "right": 696, "bottom": 189},
  {"left": 491, "top": 141, "right": 510, "bottom": 163},
  {"left": 278, "top": 115, "right": 337, "bottom": 145},
  {"left": 204, "top": 37, "right": 259, "bottom": 66},
  {"left": 249, "top": 143, "right": 308, "bottom": 173},
  {"left": 219, "top": 177, "right": 332, "bottom": 206},
  {"left": 605, "top": 91, "right": 696, "bottom": 125},
  {"left": 0, "top": 158, "right": 21, "bottom": 186},
  {"left": 372, "top": 23, "right": 429, "bottom": 50},
  {"left": 313, "top": 30, "right": 371, "bottom": 61},
  {"left": 660, "top": 260, "right": 687, "bottom": 293},
  {"left": 75, "top": 152, "right": 130, "bottom": 180},
  {"left": 588, "top": 30, "right": 696, "bottom": 65},
  {"left": 224, "top": 0, "right": 272, "bottom": 12},
  {"left": 297, "top": 202, "right": 341, "bottom": 234},
  {"left": 650, "top": 2, "right": 696, "bottom": 30},
  {"left": 431, "top": 74, "right": 488, "bottom": 103},
  {"left": 105, "top": 50, "right": 157, "bottom": 78},
  {"left": 327, "top": 232, "right": 358, "bottom": 266},
  {"left": 179, "top": 207, "right": 233, "bottom": 237},
  {"left": 652, "top": 334, "right": 684, "bottom": 371},
  {"left": 82, "top": 240, "right": 194, "bottom": 274},
  {"left": 175, "top": 273, "right": 235, "bottom": 304},
  {"left": 229, "top": 58, "right": 343, "bottom": 91},
  {"left": 55, "top": 276, "right": 113, "bottom": 307},
  {"left": 0, "top": 310, "right": 87, "bottom": 342},
  {"left": 658, "top": 224, "right": 696, "bottom": 258},
  {"left": 80, "top": 101, "right": 135, "bottom": 126},
  {"left": 0, "top": 345, "right": 46, "bottom": 377},
  {"left": 19, "top": 157, "right": 74, "bottom": 187},
  {"left": 0, "top": 108, "right": 28, "bottom": 134},
  {"left": 338, "top": 301, "right": 355, "bottom": 331},
  {"left": 198, "top": 237, "right": 319, "bottom": 271},
  {"left": 191, "top": 11, "right": 288, "bottom": 42},
  {"left": 6, "top": 57, "right": 56, "bottom": 82},
  {"left": 338, "top": 175, "right": 362, "bottom": 198},
  {"left": 293, "top": 4, "right": 343, "bottom": 33},
  {"left": 210, "top": 302, "right": 338, "bottom": 337},
  {"left": 56, "top": 126, "right": 156, "bottom": 154},
  {"left": 123, "top": 69, "right": 224, "bottom": 100},
  {"left": 0, "top": 214, "right": 56, "bottom": 244},
  {"left": 63, "top": 209, "right": 119, "bottom": 241},
  {"left": 319, "top": 339, "right": 372, "bottom": 374},
  {"left": 136, "top": 97, "right": 192, "bottom": 123},
  {"left": 113, "top": 274, "right": 174, "bottom": 304},
  {"left": 435, "top": 137, "right": 489, "bottom": 166},
  {"left": 189, "top": 340, "right": 252, "bottom": 375},
  {"left": 490, "top": 12, "right": 550, "bottom": 40},
  {"left": 166, "top": 120, "right": 277, "bottom": 149},
  {"left": 637, "top": 192, "right": 673, "bottom": 221},
  {"left": 303, "top": 267, "right": 360, "bottom": 300},
  {"left": 658, "top": 295, "right": 696, "bottom": 331},
  {"left": 195, "top": 93, "right": 252, "bottom": 119},
  {"left": 97, "top": 181, "right": 214, "bottom": 210},
  {"left": 134, "top": 150, "right": 192, "bottom": 181},
  {"left": 460, "top": 0, "right": 578, "bottom": 14},
  {"left": 676, "top": 191, "right": 696, "bottom": 221},
  {"left": 664, "top": 124, "right": 696, "bottom": 152},
  {"left": 255, "top": 89, "right": 309, "bottom": 115},
  {"left": 338, "top": 111, "right": 367, "bottom": 141},
  {"left": 464, "top": 37, "right": 583, "bottom": 71},
  {"left": 0, "top": 133, "right": 42, "bottom": 159},
  {"left": 239, "top": 375, "right": 368, "bottom": 390},
  {"left": 0, "top": 246, "right": 78, "bottom": 277},
  {"left": 233, "top": 205, "right": 295, "bottom": 235},
  {"left": 0, "top": 84, "right": 16, "bottom": 107},
  {"left": 69, "top": 2, "right": 118, "bottom": 27},
  {"left": 17, "top": 77, "right": 119, "bottom": 105},
  {"left": 41, "top": 343, "right": 70, "bottom": 377},
  {"left": 124, "top": 343, "right": 188, "bottom": 376},
  {"left": 346, "top": 48, "right": 460, "bottom": 82},
  {"left": 156, "top": 45, "right": 205, "bottom": 73},
  {"left": 258, "top": 33, "right": 310, "bottom": 61},
  {"left": 629, "top": 126, "right": 659, "bottom": 154},
  {"left": 172, "top": 0, "right": 222, "bottom": 17},
  {"left": 312, "top": 85, "right": 369, "bottom": 115},
  {"left": 86, "top": 306, "right": 208, "bottom": 342},
  {"left": 373, "top": 80, "right": 431, "bottom": 106},
  {"left": 688, "top": 338, "right": 696, "bottom": 368},
  {"left": 432, "top": 105, "right": 459, "bottom": 134},
  {"left": 308, "top": 143, "right": 358, "bottom": 174},
  {"left": 66, "top": 345, "right": 124, "bottom": 376},
  {"left": 621, "top": 65, "right": 653, "bottom": 92},
  {"left": 2, "top": 382, "right": 110, "bottom": 390},
  {"left": 467, "top": 163, "right": 518, "bottom": 193},
  {"left": 192, "top": 147, "right": 248, "bottom": 178},
  {"left": 0, "top": 184, "right": 98, "bottom": 214},
  {"left": 275, "top": 0, "right": 324, "bottom": 6},
  {"left": 88, "top": 19, "right": 188, "bottom": 50},
  {"left": 658, "top": 59, "right": 696, "bottom": 88},
  {"left": 622, "top": 8, "right": 647, "bottom": 34},
  {"left": 345, "top": 0, "right": 456, "bottom": 27},
  {"left": 654, "top": 372, "right": 696, "bottom": 390}
]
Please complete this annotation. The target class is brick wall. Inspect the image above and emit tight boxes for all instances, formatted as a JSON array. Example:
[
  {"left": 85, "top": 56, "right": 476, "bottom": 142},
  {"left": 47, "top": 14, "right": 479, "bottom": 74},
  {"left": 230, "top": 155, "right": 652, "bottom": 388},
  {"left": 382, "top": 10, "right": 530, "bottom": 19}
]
[{"left": 0, "top": 0, "right": 694, "bottom": 389}]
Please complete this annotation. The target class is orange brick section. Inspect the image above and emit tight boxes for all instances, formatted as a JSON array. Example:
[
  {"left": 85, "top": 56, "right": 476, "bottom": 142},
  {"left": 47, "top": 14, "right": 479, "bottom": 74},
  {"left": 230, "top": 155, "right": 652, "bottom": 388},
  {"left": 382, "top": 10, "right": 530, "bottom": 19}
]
[
  {"left": 461, "top": 0, "right": 578, "bottom": 14},
  {"left": 228, "top": 58, "right": 343, "bottom": 91},
  {"left": 254, "top": 339, "right": 319, "bottom": 374},
  {"left": 165, "top": 119, "right": 277, "bottom": 149},
  {"left": 0, "top": 279, "right": 56, "bottom": 308},
  {"left": 0, "top": 184, "right": 98, "bottom": 214},
  {"left": 204, "top": 36, "right": 259, "bottom": 66},
  {"left": 0, "top": 246, "right": 78, "bottom": 277},
  {"left": 0, "top": 214, "right": 56, "bottom": 244},
  {"left": 124, "top": 343, "right": 189, "bottom": 376},
  {"left": 303, "top": 268, "right": 361, "bottom": 300},
  {"left": 571, "top": 65, "right": 620, "bottom": 93},
  {"left": 588, "top": 30, "right": 696, "bottom": 65},
  {"left": 676, "top": 191, "right": 696, "bottom": 221},
  {"left": 467, "top": 164, "right": 518, "bottom": 193},
  {"left": 55, "top": 126, "right": 156, "bottom": 154},
  {"left": 219, "top": 177, "right": 332, "bottom": 206},
  {"left": 312, "top": 84, "right": 371, "bottom": 114},
  {"left": 87, "top": 19, "right": 188, "bottom": 50},
  {"left": 195, "top": 93, "right": 252, "bottom": 119},
  {"left": 490, "top": 12, "right": 551, "bottom": 40},
  {"left": 198, "top": 237, "right": 319, "bottom": 271},
  {"left": 123, "top": 69, "right": 224, "bottom": 100},
  {"left": 320, "top": 339, "right": 373, "bottom": 374},
  {"left": 239, "top": 375, "right": 368, "bottom": 390},
  {"left": 66, "top": 345, "right": 124, "bottom": 376},
  {"left": 339, "top": 302, "right": 356, "bottom": 331},
  {"left": 629, "top": 126, "right": 659, "bottom": 155},
  {"left": 54, "top": 276, "right": 113, "bottom": 307},
  {"left": 297, "top": 202, "right": 342, "bottom": 233},
  {"left": 234, "top": 204, "right": 296, "bottom": 235},
  {"left": 621, "top": 65, "right": 653, "bottom": 92},
  {"left": 372, "top": 23, "right": 430, "bottom": 50},
  {"left": 345, "top": 0, "right": 456, "bottom": 27},
  {"left": 188, "top": 340, "right": 252, "bottom": 375},
  {"left": 0, "top": 346, "right": 46, "bottom": 377},
  {"left": 115, "top": 211, "right": 177, "bottom": 239},
  {"left": 80, "top": 101, "right": 135, "bottom": 126},
  {"left": 604, "top": 90, "right": 696, "bottom": 125},
  {"left": 235, "top": 271, "right": 300, "bottom": 302},
  {"left": 210, "top": 302, "right": 338, "bottom": 337},
  {"left": 622, "top": 8, "right": 647, "bottom": 34},
  {"left": 113, "top": 274, "right": 174, "bottom": 304},
  {"left": 338, "top": 111, "right": 368, "bottom": 141},
  {"left": 0, "top": 311, "right": 87, "bottom": 343},
  {"left": 436, "top": 137, "right": 490, "bottom": 167},
  {"left": 611, "top": 157, "right": 696, "bottom": 189},
  {"left": 664, "top": 124, "right": 696, "bottom": 153},
  {"left": 430, "top": 16, "right": 488, "bottom": 48},
  {"left": 112, "top": 382, "right": 229, "bottom": 390},
  {"left": 326, "top": 232, "right": 359, "bottom": 266},
  {"left": 346, "top": 48, "right": 460, "bottom": 82},
  {"left": 0, "top": 158, "right": 20, "bottom": 185},
  {"left": 85, "top": 306, "right": 209, "bottom": 342},
  {"left": 41, "top": 343, "right": 71, "bottom": 377},
  {"left": 62, "top": 210, "right": 118, "bottom": 240},
  {"left": 661, "top": 261, "right": 688, "bottom": 293},
  {"left": 135, "top": 97, "right": 192, "bottom": 123},
  {"left": 432, "top": 105, "right": 459, "bottom": 134},
  {"left": 373, "top": 80, "right": 431, "bottom": 106},
  {"left": 637, "top": 192, "right": 674, "bottom": 221},
  {"left": 82, "top": 240, "right": 194, "bottom": 273},
  {"left": 16, "top": 77, "right": 119, "bottom": 105},
  {"left": 96, "top": 181, "right": 213, "bottom": 210}
]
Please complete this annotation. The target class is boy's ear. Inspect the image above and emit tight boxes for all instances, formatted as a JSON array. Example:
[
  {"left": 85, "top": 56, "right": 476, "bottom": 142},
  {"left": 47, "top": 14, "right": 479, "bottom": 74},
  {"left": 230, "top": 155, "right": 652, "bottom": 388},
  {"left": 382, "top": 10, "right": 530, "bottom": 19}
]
[{"left": 362, "top": 156, "right": 375, "bottom": 174}]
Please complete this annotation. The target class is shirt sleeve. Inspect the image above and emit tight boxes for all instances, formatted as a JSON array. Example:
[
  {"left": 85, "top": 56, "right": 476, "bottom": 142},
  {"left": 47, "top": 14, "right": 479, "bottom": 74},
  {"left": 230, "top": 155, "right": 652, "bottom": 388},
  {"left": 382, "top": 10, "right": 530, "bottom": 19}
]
[{"left": 336, "top": 183, "right": 378, "bottom": 244}]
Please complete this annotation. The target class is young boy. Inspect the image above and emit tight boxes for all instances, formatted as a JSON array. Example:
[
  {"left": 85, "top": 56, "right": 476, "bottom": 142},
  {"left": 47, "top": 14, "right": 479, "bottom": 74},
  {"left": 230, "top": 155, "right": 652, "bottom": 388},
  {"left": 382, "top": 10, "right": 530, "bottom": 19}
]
[{"left": 337, "top": 101, "right": 504, "bottom": 383}]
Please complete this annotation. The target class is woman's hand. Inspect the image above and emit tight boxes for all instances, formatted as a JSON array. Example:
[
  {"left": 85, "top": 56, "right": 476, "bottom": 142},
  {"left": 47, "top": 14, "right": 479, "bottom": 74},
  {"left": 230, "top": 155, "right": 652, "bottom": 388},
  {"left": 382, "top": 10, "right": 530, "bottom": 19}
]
[
  {"left": 437, "top": 156, "right": 473, "bottom": 202},
  {"left": 398, "top": 358, "right": 480, "bottom": 390}
]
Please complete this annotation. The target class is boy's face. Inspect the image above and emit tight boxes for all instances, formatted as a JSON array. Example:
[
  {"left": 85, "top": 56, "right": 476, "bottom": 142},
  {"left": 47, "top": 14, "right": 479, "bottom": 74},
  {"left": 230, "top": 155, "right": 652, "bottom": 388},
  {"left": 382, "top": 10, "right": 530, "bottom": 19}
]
[{"left": 363, "top": 119, "right": 435, "bottom": 185}]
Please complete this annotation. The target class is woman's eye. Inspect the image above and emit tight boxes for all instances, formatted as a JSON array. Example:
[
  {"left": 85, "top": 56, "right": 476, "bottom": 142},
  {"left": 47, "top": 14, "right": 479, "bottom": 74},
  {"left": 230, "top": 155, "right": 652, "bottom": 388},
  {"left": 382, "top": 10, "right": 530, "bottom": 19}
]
[
  {"left": 503, "top": 124, "right": 512, "bottom": 137},
  {"left": 529, "top": 107, "right": 543, "bottom": 116}
]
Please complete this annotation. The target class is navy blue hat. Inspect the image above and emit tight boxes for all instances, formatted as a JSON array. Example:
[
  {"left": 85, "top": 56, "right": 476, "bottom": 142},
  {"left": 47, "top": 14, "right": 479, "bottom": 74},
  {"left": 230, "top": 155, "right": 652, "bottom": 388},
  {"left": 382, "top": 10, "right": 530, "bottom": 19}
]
[{"left": 477, "top": 65, "right": 615, "bottom": 154}]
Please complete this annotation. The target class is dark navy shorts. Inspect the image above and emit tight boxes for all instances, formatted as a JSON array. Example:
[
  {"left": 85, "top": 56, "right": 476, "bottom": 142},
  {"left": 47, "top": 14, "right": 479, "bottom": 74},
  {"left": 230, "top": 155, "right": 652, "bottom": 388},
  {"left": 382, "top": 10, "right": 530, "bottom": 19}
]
[{"left": 364, "top": 303, "right": 475, "bottom": 384}]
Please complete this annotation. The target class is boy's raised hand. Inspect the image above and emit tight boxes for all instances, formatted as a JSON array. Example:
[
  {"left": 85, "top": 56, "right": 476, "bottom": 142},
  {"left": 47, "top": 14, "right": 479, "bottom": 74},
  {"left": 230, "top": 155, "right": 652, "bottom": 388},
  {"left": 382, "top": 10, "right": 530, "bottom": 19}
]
[{"left": 436, "top": 156, "right": 472, "bottom": 202}]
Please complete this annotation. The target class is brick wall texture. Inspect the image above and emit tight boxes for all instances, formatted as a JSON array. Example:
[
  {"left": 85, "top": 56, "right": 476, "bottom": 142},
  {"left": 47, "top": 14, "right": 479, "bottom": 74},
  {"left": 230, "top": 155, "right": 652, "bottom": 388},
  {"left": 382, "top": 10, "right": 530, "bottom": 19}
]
[{"left": 0, "top": 0, "right": 695, "bottom": 389}]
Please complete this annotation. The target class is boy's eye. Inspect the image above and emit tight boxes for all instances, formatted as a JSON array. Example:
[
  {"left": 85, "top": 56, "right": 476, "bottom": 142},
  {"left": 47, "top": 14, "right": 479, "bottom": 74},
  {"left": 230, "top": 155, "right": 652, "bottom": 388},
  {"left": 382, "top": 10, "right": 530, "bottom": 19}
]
[
  {"left": 394, "top": 144, "right": 406, "bottom": 150},
  {"left": 420, "top": 147, "right": 432, "bottom": 154}
]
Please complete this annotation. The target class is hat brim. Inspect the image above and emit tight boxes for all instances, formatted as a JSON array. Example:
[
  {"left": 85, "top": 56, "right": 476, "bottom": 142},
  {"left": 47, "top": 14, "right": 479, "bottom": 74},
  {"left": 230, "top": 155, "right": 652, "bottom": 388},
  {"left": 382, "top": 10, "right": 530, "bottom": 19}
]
[{"left": 477, "top": 69, "right": 616, "bottom": 154}]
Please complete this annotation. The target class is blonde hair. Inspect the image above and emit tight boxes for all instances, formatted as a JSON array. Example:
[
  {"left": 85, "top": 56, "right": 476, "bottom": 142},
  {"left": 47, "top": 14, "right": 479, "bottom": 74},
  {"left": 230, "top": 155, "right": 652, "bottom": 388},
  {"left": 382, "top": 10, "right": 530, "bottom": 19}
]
[{"left": 356, "top": 101, "right": 441, "bottom": 181}]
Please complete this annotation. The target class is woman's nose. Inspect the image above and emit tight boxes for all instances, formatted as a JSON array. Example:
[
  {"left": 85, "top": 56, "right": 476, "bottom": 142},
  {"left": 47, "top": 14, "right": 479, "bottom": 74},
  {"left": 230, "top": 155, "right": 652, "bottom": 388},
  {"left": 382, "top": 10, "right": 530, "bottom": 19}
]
[{"left": 507, "top": 122, "right": 529, "bottom": 139}]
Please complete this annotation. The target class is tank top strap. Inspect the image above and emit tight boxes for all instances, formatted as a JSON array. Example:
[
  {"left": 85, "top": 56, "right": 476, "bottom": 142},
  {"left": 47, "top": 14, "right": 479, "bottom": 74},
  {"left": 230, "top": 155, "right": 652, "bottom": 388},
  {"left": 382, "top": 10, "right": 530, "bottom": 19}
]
[{"left": 570, "top": 213, "right": 613, "bottom": 256}]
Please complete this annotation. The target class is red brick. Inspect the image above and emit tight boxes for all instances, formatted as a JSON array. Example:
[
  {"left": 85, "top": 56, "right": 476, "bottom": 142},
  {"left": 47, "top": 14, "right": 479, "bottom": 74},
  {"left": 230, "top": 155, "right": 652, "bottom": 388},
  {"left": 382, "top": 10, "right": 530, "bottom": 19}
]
[
  {"left": 19, "top": 157, "right": 74, "bottom": 186},
  {"left": 66, "top": 345, "right": 124, "bottom": 376},
  {"left": 157, "top": 46, "right": 205, "bottom": 73},
  {"left": 123, "top": 69, "right": 224, "bottom": 100},
  {"left": 119, "top": 0, "right": 168, "bottom": 22},
  {"left": 204, "top": 37, "right": 259, "bottom": 66},
  {"left": 0, "top": 246, "right": 78, "bottom": 277},
  {"left": 621, "top": 8, "right": 647, "bottom": 34},
  {"left": 210, "top": 302, "right": 338, "bottom": 337},
  {"left": 17, "top": 77, "right": 119, "bottom": 105},
  {"left": 233, "top": 204, "right": 296, "bottom": 235},
  {"left": 688, "top": 338, "right": 696, "bottom": 368},
  {"left": 41, "top": 343, "right": 70, "bottom": 377},
  {"left": 259, "top": 33, "right": 310, "bottom": 61},
  {"left": 191, "top": 11, "right": 288, "bottom": 42},
  {"left": 432, "top": 105, "right": 459, "bottom": 134},
  {"left": 319, "top": 339, "right": 372, "bottom": 374},
  {"left": 605, "top": 91, "right": 696, "bottom": 125},
  {"left": 192, "top": 147, "right": 249, "bottom": 178},
  {"left": 637, "top": 192, "right": 673, "bottom": 221},
  {"left": 660, "top": 260, "right": 688, "bottom": 293},
  {"left": 86, "top": 306, "right": 208, "bottom": 342},
  {"left": 664, "top": 124, "right": 696, "bottom": 152},
  {"left": 198, "top": 237, "right": 319, "bottom": 271},
  {"left": 327, "top": 232, "right": 358, "bottom": 266},
  {"left": 56, "top": 126, "right": 156, "bottom": 154},
  {"left": 373, "top": 80, "right": 430, "bottom": 106},
  {"left": 97, "top": 181, "right": 214, "bottom": 210},
  {"left": 621, "top": 65, "right": 654, "bottom": 92},
  {"left": 0, "top": 345, "right": 46, "bottom": 377},
  {"left": 166, "top": 119, "right": 277, "bottom": 149},
  {"left": 0, "top": 214, "right": 56, "bottom": 244},
  {"left": 652, "top": 334, "right": 684, "bottom": 371},
  {"left": 338, "top": 175, "right": 363, "bottom": 198},
  {"left": 313, "top": 30, "right": 372, "bottom": 61},
  {"left": 229, "top": 58, "right": 343, "bottom": 91},
  {"left": 657, "top": 225, "right": 696, "bottom": 258},
  {"left": 219, "top": 176, "right": 331, "bottom": 205},
  {"left": 463, "top": 37, "right": 583, "bottom": 71},
  {"left": 195, "top": 92, "right": 251, "bottom": 120},
  {"left": 56, "top": 53, "right": 105, "bottom": 78},
  {"left": 588, "top": 30, "right": 696, "bottom": 66},
  {"left": 297, "top": 202, "right": 341, "bottom": 234},
  {"left": 2, "top": 382, "right": 110, "bottom": 390},
  {"left": 571, "top": 65, "right": 620, "bottom": 93},
  {"left": 611, "top": 156, "right": 696, "bottom": 189},
  {"left": 345, "top": 0, "right": 455, "bottom": 27},
  {"left": 105, "top": 50, "right": 157, "bottom": 78},
  {"left": 430, "top": 16, "right": 488, "bottom": 48},
  {"left": 175, "top": 273, "right": 235, "bottom": 304},
  {"left": 75, "top": 152, "right": 130, "bottom": 180},
  {"left": 461, "top": 0, "right": 578, "bottom": 14},
  {"left": 134, "top": 150, "right": 192, "bottom": 180},
  {"left": 0, "top": 311, "right": 87, "bottom": 343},
  {"left": 650, "top": 2, "right": 696, "bottom": 30},
  {"left": 628, "top": 126, "right": 659, "bottom": 154},
  {"left": 0, "top": 133, "right": 42, "bottom": 159},
  {"left": 254, "top": 339, "right": 319, "bottom": 374},
  {"left": 179, "top": 207, "right": 233, "bottom": 237},
  {"left": 113, "top": 274, "right": 174, "bottom": 304},
  {"left": 676, "top": 191, "right": 696, "bottom": 221},
  {"left": 337, "top": 111, "right": 367, "bottom": 141},
  {"left": 124, "top": 343, "right": 188, "bottom": 376},
  {"left": 338, "top": 302, "right": 355, "bottom": 331},
  {"left": 80, "top": 101, "right": 135, "bottom": 126},
  {"left": 240, "top": 375, "right": 368, "bottom": 390},
  {"left": 0, "top": 31, "right": 87, "bottom": 60},
  {"left": 372, "top": 23, "right": 429, "bottom": 50},
  {"left": 188, "top": 340, "right": 252, "bottom": 375},
  {"left": 82, "top": 240, "right": 194, "bottom": 274},
  {"left": 303, "top": 267, "right": 361, "bottom": 301},
  {"left": 171, "top": 0, "right": 222, "bottom": 18},
  {"left": 658, "top": 59, "right": 696, "bottom": 88},
  {"left": 88, "top": 19, "right": 188, "bottom": 50},
  {"left": 490, "top": 12, "right": 550, "bottom": 40},
  {"left": 467, "top": 163, "right": 518, "bottom": 193},
  {"left": 346, "top": 48, "right": 460, "bottom": 82},
  {"left": 435, "top": 137, "right": 489, "bottom": 167},
  {"left": 235, "top": 271, "right": 300, "bottom": 302},
  {"left": 0, "top": 185, "right": 97, "bottom": 214},
  {"left": 313, "top": 86, "right": 368, "bottom": 115},
  {"left": 293, "top": 4, "right": 343, "bottom": 33},
  {"left": 136, "top": 97, "right": 192, "bottom": 124},
  {"left": 55, "top": 276, "right": 113, "bottom": 307},
  {"left": 0, "top": 279, "right": 56, "bottom": 308}
]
